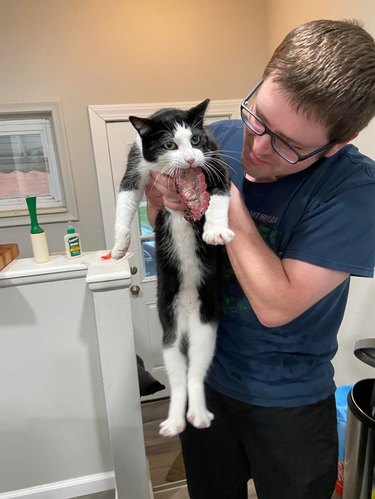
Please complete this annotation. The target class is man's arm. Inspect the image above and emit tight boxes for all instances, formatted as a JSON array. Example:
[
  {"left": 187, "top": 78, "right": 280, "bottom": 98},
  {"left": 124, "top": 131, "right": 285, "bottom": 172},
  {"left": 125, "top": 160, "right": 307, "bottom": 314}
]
[
  {"left": 227, "top": 183, "right": 349, "bottom": 327},
  {"left": 145, "top": 174, "right": 349, "bottom": 327}
]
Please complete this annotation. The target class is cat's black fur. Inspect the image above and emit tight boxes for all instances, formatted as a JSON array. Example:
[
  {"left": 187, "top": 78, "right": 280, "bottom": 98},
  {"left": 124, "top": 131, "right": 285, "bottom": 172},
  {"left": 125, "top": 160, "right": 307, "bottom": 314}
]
[
  {"left": 156, "top": 212, "right": 222, "bottom": 346},
  {"left": 112, "top": 100, "right": 234, "bottom": 436}
]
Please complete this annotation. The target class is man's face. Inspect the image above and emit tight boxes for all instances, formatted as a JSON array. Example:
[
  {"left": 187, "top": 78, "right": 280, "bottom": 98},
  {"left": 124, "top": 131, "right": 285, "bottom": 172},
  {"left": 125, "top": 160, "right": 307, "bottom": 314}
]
[{"left": 241, "top": 78, "right": 334, "bottom": 181}]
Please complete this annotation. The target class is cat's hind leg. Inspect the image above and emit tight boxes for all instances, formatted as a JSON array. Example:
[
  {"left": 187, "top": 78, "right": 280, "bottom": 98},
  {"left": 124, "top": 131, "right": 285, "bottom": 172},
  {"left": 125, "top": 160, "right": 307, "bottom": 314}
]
[
  {"left": 186, "top": 319, "right": 217, "bottom": 429},
  {"left": 159, "top": 343, "right": 188, "bottom": 437}
]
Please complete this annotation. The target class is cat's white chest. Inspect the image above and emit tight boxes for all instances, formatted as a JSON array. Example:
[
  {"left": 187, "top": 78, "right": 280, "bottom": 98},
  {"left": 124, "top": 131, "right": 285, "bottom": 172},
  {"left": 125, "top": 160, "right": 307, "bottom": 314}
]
[
  {"left": 168, "top": 211, "right": 203, "bottom": 288},
  {"left": 168, "top": 211, "right": 203, "bottom": 325}
]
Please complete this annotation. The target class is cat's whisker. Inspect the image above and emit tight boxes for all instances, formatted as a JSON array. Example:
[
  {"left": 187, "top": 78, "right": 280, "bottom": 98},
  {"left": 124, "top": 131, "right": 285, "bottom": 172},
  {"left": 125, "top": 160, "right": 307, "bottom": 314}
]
[
  {"left": 203, "top": 155, "right": 238, "bottom": 176},
  {"left": 191, "top": 114, "right": 204, "bottom": 135},
  {"left": 201, "top": 164, "right": 219, "bottom": 186},
  {"left": 204, "top": 149, "right": 243, "bottom": 163},
  {"left": 205, "top": 148, "right": 245, "bottom": 169},
  {"left": 201, "top": 161, "right": 227, "bottom": 186},
  {"left": 159, "top": 119, "right": 176, "bottom": 137}
]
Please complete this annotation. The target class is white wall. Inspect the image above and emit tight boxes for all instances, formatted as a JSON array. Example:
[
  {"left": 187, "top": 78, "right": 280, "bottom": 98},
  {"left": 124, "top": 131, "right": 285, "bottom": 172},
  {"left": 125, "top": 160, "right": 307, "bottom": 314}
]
[{"left": 0, "top": 275, "right": 113, "bottom": 495}]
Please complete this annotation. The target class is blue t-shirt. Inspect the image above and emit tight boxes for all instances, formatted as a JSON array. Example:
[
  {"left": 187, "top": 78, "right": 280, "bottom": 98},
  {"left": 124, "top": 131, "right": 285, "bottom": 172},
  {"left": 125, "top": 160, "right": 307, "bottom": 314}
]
[{"left": 206, "top": 120, "right": 375, "bottom": 407}]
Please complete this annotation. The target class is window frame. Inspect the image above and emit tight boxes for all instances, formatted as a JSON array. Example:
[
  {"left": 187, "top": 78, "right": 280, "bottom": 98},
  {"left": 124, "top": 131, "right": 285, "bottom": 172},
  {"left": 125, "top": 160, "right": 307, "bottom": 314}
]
[{"left": 0, "top": 102, "right": 78, "bottom": 227}]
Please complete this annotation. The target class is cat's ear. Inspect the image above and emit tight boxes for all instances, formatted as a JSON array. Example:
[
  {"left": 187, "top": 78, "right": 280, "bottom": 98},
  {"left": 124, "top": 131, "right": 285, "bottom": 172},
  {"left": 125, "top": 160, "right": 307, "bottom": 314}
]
[
  {"left": 129, "top": 116, "right": 153, "bottom": 137},
  {"left": 188, "top": 99, "right": 210, "bottom": 125}
]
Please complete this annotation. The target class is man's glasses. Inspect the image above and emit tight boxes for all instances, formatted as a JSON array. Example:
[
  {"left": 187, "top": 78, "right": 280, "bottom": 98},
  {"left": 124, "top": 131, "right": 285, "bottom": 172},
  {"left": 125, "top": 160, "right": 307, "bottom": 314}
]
[{"left": 240, "top": 80, "right": 338, "bottom": 164}]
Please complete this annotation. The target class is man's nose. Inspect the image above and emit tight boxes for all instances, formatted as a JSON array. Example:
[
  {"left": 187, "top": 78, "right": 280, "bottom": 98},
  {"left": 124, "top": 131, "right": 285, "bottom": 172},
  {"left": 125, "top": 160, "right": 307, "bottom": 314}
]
[{"left": 252, "top": 133, "right": 273, "bottom": 155}]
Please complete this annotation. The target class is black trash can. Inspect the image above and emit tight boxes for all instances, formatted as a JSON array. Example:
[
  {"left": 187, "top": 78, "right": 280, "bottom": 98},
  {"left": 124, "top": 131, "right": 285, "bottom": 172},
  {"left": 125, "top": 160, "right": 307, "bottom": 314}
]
[{"left": 343, "top": 339, "right": 375, "bottom": 499}]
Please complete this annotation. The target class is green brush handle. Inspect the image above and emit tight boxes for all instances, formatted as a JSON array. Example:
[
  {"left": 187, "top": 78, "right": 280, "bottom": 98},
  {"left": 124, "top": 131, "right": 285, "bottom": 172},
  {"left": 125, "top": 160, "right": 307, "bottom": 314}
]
[{"left": 26, "top": 196, "right": 44, "bottom": 234}]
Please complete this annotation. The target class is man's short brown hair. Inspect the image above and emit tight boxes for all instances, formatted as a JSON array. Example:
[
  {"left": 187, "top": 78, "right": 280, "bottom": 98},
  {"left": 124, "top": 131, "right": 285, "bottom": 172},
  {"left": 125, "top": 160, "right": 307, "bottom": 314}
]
[{"left": 263, "top": 19, "right": 375, "bottom": 142}]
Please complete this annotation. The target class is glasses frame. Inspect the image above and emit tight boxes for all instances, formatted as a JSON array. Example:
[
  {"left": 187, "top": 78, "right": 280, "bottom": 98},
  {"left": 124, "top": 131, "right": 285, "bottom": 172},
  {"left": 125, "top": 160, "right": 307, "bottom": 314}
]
[{"left": 240, "top": 80, "right": 338, "bottom": 164}]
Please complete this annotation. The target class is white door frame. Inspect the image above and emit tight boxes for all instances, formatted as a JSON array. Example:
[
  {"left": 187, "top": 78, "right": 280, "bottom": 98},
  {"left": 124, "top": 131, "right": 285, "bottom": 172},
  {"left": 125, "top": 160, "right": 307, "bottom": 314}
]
[{"left": 88, "top": 99, "right": 241, "bottom": 249}]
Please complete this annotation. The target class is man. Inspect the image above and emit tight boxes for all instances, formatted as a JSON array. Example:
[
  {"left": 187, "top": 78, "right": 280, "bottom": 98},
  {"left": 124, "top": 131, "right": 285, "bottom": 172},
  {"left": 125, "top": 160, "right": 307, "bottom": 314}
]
[{"left": 147, "top": 19, "right": 375, "bottom": 498}]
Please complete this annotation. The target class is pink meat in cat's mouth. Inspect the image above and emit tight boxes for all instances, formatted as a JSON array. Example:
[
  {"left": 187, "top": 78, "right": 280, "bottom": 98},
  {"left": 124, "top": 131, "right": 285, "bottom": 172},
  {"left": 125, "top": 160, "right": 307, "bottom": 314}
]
[{"left": 175, "top": 167, "right": 210, "bottom": 221}]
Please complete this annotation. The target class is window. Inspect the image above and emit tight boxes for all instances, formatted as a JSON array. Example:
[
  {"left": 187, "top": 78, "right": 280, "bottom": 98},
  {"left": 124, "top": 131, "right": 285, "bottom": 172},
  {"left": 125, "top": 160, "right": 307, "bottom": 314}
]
[{"left": 0, "top": 102, "right": 78, "bottom": 227}]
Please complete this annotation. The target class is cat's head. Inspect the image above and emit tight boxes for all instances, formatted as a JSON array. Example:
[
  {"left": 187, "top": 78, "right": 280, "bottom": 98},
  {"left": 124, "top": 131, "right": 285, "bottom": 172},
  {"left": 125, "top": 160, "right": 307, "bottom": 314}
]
[{"left": 129, "top": 100, "right": 211, "bottom": 174}]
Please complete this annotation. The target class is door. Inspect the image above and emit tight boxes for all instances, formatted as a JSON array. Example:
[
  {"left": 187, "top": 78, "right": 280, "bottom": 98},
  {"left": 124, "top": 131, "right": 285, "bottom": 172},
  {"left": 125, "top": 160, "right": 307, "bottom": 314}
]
[
  {"left": 106, "top": 121, "right": 167, "bottom": 397},
  {"left": 89, "top": 99, "right": 241, "bottom": 400}
]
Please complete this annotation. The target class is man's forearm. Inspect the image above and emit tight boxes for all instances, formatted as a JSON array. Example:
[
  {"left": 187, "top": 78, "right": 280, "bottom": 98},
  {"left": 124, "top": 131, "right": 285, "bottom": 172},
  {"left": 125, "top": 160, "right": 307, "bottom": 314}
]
[
  {"left": 226, "top": 194, "right": 293, "bottom": 327},
  {"left": 226, "top": 184, "right": 348, "bottom": 327}
]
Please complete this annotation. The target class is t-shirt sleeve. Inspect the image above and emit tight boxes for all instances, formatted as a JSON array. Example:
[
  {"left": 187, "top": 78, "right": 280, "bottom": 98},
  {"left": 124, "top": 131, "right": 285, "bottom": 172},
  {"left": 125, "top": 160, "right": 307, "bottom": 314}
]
[
  {"left": 283, "top": 180, "right": 375, "bottom": 277},
  {"left": 209, "top": 120, "right": 244, "bottom": 189}
]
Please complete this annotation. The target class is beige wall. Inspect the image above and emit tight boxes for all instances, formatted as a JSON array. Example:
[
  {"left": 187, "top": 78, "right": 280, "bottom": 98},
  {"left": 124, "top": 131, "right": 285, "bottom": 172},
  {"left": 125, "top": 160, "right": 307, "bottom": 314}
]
[
  {"left": 2, "top": 0, "right": 375, "bottom": 257},
  {"left": 267, "top": 0, "right": 375, "bottom": 51},
  {"left": 266, "top": 0, "right": 375, "bottom": 158},
  {"left": 0, "top": 0, "right": 267, "bottom": 256}
]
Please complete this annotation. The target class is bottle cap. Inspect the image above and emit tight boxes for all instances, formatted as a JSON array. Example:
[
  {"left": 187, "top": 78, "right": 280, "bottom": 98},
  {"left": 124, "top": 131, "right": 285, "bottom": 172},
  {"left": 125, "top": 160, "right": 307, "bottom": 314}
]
[{"left": 67, "top": 221, "right": 75, "bottom": 234}]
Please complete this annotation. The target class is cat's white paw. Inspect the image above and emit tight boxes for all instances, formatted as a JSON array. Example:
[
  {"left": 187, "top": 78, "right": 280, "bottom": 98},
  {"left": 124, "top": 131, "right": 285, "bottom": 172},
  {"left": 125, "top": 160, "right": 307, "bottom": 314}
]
[
  {"left": 202, "top": 227, "right": 235, "bottom": 246},
  {"left": 187, "top": 408, "right": 214, "bottom": 429},
  {"left": 159, "top": 418, "right": 186, "bottom": 438},
  {"left": 111, "top": 232, "right": 131, "bottom": 259},
  {"left": 111, "top": 246, "right": 127, "bottom": 259}
]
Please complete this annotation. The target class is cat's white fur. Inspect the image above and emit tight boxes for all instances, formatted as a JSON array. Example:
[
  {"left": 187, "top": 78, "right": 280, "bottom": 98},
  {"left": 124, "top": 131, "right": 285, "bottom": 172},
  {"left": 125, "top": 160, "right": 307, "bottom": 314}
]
[
  {"left": 112, "top": 124, "right": 234, "bottom": 437},
  {"left": 160, "top": 211, "right": 217, "bottom": 436}
]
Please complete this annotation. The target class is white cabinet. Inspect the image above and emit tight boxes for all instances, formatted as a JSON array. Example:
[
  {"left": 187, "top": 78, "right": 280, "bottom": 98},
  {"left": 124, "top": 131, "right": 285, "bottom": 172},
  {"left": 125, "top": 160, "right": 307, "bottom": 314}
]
[{"left": 0, "top": 253, "right": 150, "bottom": 499}]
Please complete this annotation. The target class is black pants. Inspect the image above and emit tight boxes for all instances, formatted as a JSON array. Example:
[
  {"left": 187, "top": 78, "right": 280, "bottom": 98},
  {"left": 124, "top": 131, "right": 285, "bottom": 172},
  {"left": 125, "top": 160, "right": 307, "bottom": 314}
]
[{"left": 179, "top": 385, "right": 338, "bottom": 499}]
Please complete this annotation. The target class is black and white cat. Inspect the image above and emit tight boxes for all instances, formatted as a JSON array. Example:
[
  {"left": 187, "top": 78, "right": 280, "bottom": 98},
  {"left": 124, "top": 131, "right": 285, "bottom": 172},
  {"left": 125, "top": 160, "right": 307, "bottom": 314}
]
[{"left": 111, "top": 100, "right": 234, "bottom": 437}]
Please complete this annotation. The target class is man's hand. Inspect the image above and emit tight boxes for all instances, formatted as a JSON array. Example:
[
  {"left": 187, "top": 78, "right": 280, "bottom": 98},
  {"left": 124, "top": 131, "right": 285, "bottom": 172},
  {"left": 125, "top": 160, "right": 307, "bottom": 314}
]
[{"left": 145, "top": 171, "right": 188, "bottom": 226}]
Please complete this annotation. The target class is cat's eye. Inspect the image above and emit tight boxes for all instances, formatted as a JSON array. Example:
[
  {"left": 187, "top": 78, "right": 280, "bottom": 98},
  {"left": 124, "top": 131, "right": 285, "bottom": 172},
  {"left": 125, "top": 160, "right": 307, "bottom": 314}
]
[
  {"left": 191, "top": 135, "right": 201, "bottom": 146},
  {"left": 164, "top": 141, "right": 177, "bottom": 150}
]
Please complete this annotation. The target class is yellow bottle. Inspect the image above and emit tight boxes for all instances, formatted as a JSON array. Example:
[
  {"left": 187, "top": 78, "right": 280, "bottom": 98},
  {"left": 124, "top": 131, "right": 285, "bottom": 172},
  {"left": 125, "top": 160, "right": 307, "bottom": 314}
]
[{"left": 64, "top": 221, "right": 82, "bottom": 258}]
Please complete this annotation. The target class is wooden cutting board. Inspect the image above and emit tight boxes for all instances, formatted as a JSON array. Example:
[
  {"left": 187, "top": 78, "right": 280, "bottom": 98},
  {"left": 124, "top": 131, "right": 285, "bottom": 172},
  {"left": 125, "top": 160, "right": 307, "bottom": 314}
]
[{"left": 0, "top": 243, "right": 20, "bottom": 270}]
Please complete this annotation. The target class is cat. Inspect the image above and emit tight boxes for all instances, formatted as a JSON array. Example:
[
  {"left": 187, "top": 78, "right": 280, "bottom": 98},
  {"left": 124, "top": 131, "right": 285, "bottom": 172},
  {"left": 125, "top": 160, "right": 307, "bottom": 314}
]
[{"left": 111, "top": 100, "right": 234, "bottom": 437}]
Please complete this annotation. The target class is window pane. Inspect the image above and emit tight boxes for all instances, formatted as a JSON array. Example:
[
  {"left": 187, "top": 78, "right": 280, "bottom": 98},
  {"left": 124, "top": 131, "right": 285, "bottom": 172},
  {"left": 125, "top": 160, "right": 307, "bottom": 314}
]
[
  {"left": 138, "top": 200, "right": 154, "bottom": 235},
  {"left": 0, "top": 133, "right": 46, "bottom": 173},
  {"left": 0, "top": 132, "right": 50, "bottom": 200},
  {"left": 0, "top": 118, "right": 63, "bottom": 212},
  {"left": 138, "top": 200, "right": 156, "bottom": 276},
  {"left": 142, "top": 239, "right": 156, "bottom": 277}
]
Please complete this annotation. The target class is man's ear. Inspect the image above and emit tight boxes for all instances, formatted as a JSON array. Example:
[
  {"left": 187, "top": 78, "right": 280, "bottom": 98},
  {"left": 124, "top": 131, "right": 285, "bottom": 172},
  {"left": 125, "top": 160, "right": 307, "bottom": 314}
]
[{"left": 324, "top": 133, "right": 358, "bottom": 157}]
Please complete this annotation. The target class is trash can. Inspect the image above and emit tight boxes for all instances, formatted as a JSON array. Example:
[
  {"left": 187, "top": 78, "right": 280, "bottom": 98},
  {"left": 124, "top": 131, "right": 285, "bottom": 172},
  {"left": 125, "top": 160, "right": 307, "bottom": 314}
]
[{"left": 343, "top": 339, "right": 375, "bottom": 499}]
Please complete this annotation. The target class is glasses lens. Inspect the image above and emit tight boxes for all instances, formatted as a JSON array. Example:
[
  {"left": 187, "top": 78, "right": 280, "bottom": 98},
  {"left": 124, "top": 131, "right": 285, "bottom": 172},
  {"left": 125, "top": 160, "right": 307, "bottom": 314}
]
[
  {"left": 272, "top": 137, "right": 299, "bottom": 164},
  {"left": 241, "top": 106, "right": 265, "bottom": 135}
]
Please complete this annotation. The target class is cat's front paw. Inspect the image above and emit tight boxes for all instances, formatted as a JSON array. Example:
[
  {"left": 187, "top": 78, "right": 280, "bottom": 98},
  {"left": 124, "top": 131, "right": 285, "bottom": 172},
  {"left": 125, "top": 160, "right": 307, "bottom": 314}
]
[
  {"left": 203, "top": 227, "right": 235, "bottom": 246},
  {"left": 111, "top": 246, "right": 127, "bottom": 259},
  {"left": 159, "top": 418, "right": 186, "bottom": 438},
  {"left": 111, "top": 232, "right": 131, "bottom": 259},
  {"left": 187, "top": 408, "right": 214, "bottom": 429}
]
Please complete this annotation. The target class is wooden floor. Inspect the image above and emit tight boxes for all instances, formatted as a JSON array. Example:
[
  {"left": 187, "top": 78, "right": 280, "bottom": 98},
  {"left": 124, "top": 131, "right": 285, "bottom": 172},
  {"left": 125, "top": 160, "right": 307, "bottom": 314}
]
[
  {"left": 76, "top": 398, "right": 188, "bottom": 499},
  {"left": 141, "top": 398, "right": 184, "bottom": 488},
  {"left": 74, "top": 397, "right": 256, "bottom": 498}
]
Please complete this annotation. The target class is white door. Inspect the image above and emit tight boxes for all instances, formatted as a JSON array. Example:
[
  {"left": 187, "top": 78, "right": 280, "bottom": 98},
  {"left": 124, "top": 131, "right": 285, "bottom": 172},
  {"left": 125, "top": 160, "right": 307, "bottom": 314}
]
[
  {"left": 106, "top": 121, "right": 167, "bottom": 398},
  {"left": 89, "top": 99, "right": 241, "bottom": 400}
]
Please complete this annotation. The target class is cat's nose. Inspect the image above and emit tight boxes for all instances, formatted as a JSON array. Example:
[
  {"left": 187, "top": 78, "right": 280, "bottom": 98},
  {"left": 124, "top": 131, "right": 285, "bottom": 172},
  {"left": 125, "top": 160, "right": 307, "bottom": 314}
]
[{"left": 185, "top": 158, "right": 195, "bottom": 166}]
